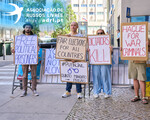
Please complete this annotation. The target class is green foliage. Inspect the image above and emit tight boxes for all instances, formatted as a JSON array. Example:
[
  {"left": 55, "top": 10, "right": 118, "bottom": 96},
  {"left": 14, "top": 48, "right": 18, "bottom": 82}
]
[
  {"left": 51, "top": 2, "right": 77, "bottom": 38},
  {"left": 23, "top": 0, "right": 46, "bottom": 36}
]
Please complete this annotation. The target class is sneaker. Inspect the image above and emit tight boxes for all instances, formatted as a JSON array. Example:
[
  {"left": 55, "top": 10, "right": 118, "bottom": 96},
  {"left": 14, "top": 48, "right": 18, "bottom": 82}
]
[
  {"left": 99, "top": 93, "right": 105, "bottom": 96},
  {"left": 93, "top": 94, "right": 99, "bottom": 99},
  {"left": 62, "top": 91, "right": 71, "bottom": 98},
  {"left": 33, "top": 90, "right": 39, "bottom": 96},
  {"left": 20, "top": 90, "right": 27, "bottom": 97},
  {"left": 104, "top": 94, "right": 111, "bottom": 99},
  {"left": 77, "top": 93, "right": 82, "bottom": 99}
]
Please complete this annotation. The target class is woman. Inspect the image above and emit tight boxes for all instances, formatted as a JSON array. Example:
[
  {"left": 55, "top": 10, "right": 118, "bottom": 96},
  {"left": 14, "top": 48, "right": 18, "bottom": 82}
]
[{"left": 91, "top": 29, "right": 112, "bottom": 99}]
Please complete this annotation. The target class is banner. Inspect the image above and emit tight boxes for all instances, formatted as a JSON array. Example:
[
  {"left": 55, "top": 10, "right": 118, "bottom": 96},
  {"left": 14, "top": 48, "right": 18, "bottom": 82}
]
[
  {"left": 56, "top": 36, "right": 87, "bottom": 61},
  {"left": 60, "top": 61, "right": 88, "bottom": 84},
  {"left": 88, "top": 35, "right": 111, "bottom": 64},
  {"left": 45, "top": 48, "right": 60, "bottom": 75},
  {"left": 15, "top": 35, "right": 38, "bottom": 65},
  {"left": 17, "top": 48, "right": 42, "bottom": 80},
  {"left": 121, "top": 22, "right": 148, "bottom": 60},
  {"left": 146, "top": 67, "right": 150, "bottom": 97}
]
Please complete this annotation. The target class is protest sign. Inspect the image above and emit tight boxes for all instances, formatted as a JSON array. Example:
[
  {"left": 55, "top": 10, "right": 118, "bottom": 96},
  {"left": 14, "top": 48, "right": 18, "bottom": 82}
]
[
  {"left": 121, "top": 22, "right": 148, "bottom": 60},
  {"left": 14, "top": 35, "right": 38, "bottom": 65},
  {"left": 60, "top": 60, "right": 88, "bottom": 84},
  {"left": 88, "top": 35, "right": 111, "bottom": 64},
  {"left": 56, "top": 36, "right": 87, "bottom": 61},
  {"left": 45, "top": 48, "right": 60, "bottom": 75}
]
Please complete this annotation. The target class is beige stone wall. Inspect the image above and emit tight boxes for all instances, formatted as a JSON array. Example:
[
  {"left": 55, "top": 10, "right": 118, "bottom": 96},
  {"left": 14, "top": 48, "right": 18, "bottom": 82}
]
[{"left": 113, "top": 0, "right": 150, "bottom": 47}]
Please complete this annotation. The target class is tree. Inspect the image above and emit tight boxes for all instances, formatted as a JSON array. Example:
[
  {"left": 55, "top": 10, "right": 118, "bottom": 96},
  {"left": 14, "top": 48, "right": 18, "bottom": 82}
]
[
  {"left": 51, "top": 4, "right": 77, "bottom": 38},
  {"left": 22, "top": 0, "right": 46, "bottom": 36}
]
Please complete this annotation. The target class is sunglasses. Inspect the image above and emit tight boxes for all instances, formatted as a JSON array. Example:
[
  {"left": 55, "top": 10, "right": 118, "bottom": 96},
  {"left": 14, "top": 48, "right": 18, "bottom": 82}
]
[{"left": 97, "top": 32, "right": 103, "bottom": 35}]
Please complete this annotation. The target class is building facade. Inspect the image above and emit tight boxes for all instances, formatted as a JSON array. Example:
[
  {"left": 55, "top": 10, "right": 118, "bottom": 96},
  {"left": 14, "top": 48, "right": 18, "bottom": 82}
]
[
  {"left": 71, "top": 0, "right": 107, "bottom": 35},
  {"left": 108, "top": 0, "right": 150, "bottom": 47},
  {"left": 0, "top": 0, "right": 24, "bottom": 40}
]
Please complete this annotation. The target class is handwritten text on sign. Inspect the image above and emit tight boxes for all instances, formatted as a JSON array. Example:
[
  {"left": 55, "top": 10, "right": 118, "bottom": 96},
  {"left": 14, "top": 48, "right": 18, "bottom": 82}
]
[
  {"left": 15, "top": 35, "right": 38, "bottom": 65},
  {"left": 60, "top": 61, "right": 88, "bottom": 83},
  {"left": 45, "top": 48, "right": 60, "bottom": 75},
  {"left": 122, "top": 24, "right": 147, "bottom": 58},
  {"left": 56, "top": 36, "right": 87, "bottom": 60},
  {"left": 88, "top": 35, "right": 111, "bottom": 64}
]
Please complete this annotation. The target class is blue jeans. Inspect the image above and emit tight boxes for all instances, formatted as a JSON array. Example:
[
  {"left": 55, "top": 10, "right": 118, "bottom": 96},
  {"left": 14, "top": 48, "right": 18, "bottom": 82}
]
[
  {"left": 92, "top": 65, "right": 112, "bottom": 95},
  {"left": 66, "top": 82, "right": 82, "bottom": 93}
]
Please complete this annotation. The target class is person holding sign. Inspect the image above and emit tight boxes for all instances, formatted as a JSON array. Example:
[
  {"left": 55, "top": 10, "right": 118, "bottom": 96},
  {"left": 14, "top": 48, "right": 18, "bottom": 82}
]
[
  {"left": 12, "top": 22, "right": 39, "bottom": 97},
  {"left": 62, "top": 22, "right": 83, "bottom": 99},
  {"left": 120, "top": 23, "right": 148, "bottom": 104},
  {"left": 91, "top": 29, "right": 112, "bottom": 99}
]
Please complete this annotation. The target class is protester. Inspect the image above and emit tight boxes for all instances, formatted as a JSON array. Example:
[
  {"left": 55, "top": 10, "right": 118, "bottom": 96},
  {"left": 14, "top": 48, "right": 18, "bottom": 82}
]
[
  {"left": 91, "top": 29, "right": 112, "bottom": 99},
  {"left": 12, "top": 22, "right": 39, "bottom": 97},
  {"left": 62, "top": 22, "right": 83, "bottom": 99},
  {"left": 120, "top": 44, "right": 148, "bottom": 104},
  {"left": 117, "top": 29, "right": 120, "bottom": 47}
]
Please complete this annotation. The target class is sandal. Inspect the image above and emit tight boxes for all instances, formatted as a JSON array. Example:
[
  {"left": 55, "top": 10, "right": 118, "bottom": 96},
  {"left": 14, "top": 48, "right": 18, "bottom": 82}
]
[
  {"left": 141, "top": 97, "right": 148, "bottom": 104},
  {"left": 131, "top": 96, "right": 140, "bottom": 102}
]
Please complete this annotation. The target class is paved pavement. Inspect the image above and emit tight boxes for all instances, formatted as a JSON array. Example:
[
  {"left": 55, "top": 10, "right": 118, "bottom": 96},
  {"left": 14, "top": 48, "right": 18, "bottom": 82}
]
[
  {"left": 0, "top": 84, "right": 78, "bottom": 120},
  {"left": 0, "top": 55, "right": 13, "bottom": 67},
  {"left": 1, "top": 55, "right": 150, "bottom": 120},
  {"left": 67, "top": 87, "right": 150, "bottom": 120}
]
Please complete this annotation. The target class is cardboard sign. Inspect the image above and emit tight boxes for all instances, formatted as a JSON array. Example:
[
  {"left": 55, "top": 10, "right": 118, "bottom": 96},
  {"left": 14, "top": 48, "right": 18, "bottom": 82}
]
[
  {"left": 56, "top": 36, "right": 87, "bottom": 61},
  {"left": 15, "top": 35, "right": 38, "bottom": 65},
  {"left": 60, "top": 61, "right": 88, "bottom": 84},
  {"left": 121, "top": 22, "right": 148, "bottom": 60},
  {"left": 88, "top": 35, "right": 111, "bottom": 64},
  {"left": 45, "top": 48, "right": 60, "bottom": 75}
]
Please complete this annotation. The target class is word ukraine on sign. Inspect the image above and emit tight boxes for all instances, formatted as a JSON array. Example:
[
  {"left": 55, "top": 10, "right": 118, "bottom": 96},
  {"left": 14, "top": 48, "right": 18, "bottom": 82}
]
[
  {"left": 60, "top": 61, "right": 88, "bottom": 84},
  {"left": 121, "top": 22, "right": 148, "bottom": 60},
  {"left": 15, "top": 35, "right": 38, "bottom": 65},
  {"left": 45, "top": 48, "right": 60, "bottom": 75},
  {"left": 56, "top": 36, "right": 87, "bottom": 61},
  {"left": 88, "top": 35, "right": 111, "bottom": 64}
]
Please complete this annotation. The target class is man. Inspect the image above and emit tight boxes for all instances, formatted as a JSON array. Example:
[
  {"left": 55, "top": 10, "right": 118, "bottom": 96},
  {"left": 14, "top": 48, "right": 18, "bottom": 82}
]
[
  {"left": 13, "top": 22, "right": 39, "bottom": 97},
  {"left": 62, "top": 22, "right": 83, "bottom": 99},
  {"left": 120, "top": 45, "right": 148, "bottom": 104},
  {"left": 117, "top": 29, "right": 120, "bottom": 47}
]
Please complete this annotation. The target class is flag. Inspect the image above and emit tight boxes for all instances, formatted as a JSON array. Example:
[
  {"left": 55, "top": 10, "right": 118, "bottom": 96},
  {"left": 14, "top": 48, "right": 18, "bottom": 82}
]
[{"left": 82, "top": 17, "right": 87, "bottom": 21}]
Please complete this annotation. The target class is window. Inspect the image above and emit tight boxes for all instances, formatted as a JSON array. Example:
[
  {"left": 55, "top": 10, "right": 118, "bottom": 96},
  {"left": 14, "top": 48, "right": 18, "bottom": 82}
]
[
  {"left": 97, "top": 4, "right": 103, "bottom": 7},
  {"left": 89, "top": 12, "right": 95, "bottom": 15},
  {"left": 0, "top": 12, "right": 2, "bottom": 19},
  {"left": 81, "top": 4, "right": 87, "bottom": 7},
  {"left": 73, "top": 4, "right": 79, "bottom": 7},
  {"left": 81, "top": 12, "right": 87, "bottom": 15},
  {"left": 131, "top": 16, "right": 147, "bottom": 22},
  {"left": 89, "top": 4, "right": 95, "bottom": 7},
  {"left": 97, "top": 12, "right": 104, "bottom": 15}
]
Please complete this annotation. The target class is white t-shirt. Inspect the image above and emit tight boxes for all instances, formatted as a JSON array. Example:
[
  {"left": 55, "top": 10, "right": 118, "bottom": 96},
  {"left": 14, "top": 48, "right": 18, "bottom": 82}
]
[{"left": 71, "top": 33, "right": 83, "bottom": 37}]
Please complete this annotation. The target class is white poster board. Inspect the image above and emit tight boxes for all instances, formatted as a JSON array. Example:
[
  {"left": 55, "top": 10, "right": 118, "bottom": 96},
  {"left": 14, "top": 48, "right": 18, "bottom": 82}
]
[
  {"left": 56, "top": 36, "right": 87, "bottom": 61},
  {"left": 15, "top": 35, "right": 38, "bottom": 65},
  {"left": 88, "top": 35, "right": 111, "bottom": 64},
  {"left": 121, "top": 22, "right": 148, "bottom": 60},
  {"left": 60, "top": 61, "right": 88, "bottom": 84},
  {"left": 45, "top": 48, "right": 60, "bottom": 75}
]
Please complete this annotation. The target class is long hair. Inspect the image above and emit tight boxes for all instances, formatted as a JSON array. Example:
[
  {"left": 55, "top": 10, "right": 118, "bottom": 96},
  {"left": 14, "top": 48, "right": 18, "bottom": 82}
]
[
  {"left": 96, "top": 29, "right": 105, "bottom": 35},
  {"left": 23, "top": 30, "right": 34, "bottom": 35}
]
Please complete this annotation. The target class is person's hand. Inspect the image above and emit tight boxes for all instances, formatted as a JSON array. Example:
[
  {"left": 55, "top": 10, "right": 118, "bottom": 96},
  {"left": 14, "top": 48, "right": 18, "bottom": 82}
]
[
  {"left": 37, "top": 46, "right": 40, "bottom": 51},
  {"left": 120, "top": 47, "right": 122, "bottom": 51},
  {"left": 109, "top": 46, "right": 113, "bottom": 52},
  {"left": 87, "top": 48, "right": 90, "bottom": 52},
  {"left": 71, "top": 60, "right": 75, "bottom": 63},
  {"left": 11, "top": 49, "right": 15, "bottom": 53},
  {"left": 66, "top": 34, "right": 71, "bottom": 37}
]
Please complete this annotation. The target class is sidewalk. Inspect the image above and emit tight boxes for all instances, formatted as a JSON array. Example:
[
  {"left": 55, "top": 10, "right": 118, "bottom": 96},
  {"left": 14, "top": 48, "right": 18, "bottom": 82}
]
[
  {"left": 67, "top": 87, "right": 150, "bottom": 120},
  {"left": 0, "top": 84, "right": 78, "bottom": 120},
  {"left": 0, "top": 55, "right": 13, "bottom": 67}
]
